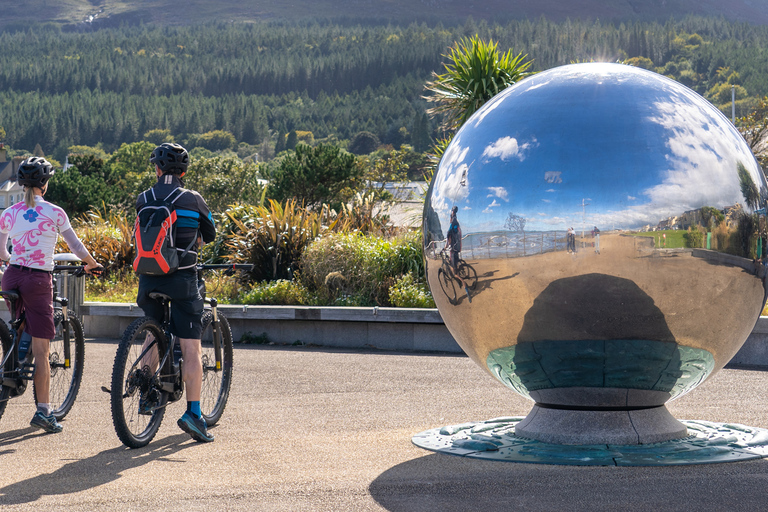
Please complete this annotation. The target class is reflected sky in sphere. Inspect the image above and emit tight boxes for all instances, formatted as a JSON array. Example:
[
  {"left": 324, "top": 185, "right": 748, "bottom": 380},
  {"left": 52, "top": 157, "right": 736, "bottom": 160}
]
[{"left": 429, "top": 63, "right": 765, "bottom": 236}]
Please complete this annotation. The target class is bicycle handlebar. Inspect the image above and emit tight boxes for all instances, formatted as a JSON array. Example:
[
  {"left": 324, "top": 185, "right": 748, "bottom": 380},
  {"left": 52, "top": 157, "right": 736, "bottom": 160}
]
[
  {"left": 198, "top": 263, "right": 254, "bottom": 276},
  {"left": 53, "top": 265, "right": 105, "bottom": 277}
]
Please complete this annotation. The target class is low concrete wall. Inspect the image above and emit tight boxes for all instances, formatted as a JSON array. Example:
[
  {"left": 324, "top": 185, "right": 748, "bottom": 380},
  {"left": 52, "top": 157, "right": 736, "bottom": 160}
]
[
  {"left": 79, "top": 303, "right": 463, "bottom": 353},
  {"left": 729, "top": 317, "right": 768, "bottom": 368},
  {"left": 28, "top": 303, "right": 768, "bottom": 366}
]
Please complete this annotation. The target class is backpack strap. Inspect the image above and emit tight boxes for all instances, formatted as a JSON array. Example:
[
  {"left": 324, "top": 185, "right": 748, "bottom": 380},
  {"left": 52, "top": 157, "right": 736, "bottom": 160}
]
[
  {"left": 164, "top": 187, "right": 188, "bottom": 203},
  {"left": 165, "top": 187, "right": 198, "bottom": 265}
]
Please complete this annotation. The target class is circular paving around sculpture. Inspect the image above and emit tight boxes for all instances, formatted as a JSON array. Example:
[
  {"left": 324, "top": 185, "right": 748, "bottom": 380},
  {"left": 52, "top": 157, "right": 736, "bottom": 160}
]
[{"left": 412, "top": 417, "right": 768, "bottom": 466}]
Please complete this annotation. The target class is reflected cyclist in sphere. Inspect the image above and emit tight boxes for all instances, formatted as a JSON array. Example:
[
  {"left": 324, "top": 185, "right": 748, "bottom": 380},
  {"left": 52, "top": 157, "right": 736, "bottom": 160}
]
[{"left": 445, "top": 206, "right": 471, "bottom": 303}]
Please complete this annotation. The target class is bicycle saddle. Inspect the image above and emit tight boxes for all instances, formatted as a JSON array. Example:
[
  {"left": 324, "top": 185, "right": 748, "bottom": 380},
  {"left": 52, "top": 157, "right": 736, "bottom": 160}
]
[{"left": 0, "top": 290, "right": 20, "bottom": 302}]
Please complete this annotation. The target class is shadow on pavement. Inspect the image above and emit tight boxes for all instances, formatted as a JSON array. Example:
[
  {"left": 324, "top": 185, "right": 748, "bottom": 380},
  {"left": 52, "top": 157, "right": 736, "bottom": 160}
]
[
  {"left": 0, "top": 434, "right": 194, "bottom": 506},
  {"left": 0, "top": 426, "right": 45, "bottom": 449},
  {"left": 369, "top": 452, "right": 768, "bottom": 511}
]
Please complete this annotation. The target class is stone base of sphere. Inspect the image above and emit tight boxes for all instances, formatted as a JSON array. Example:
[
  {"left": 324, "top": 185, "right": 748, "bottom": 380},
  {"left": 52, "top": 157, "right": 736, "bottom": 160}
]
[{"left": 514, "top": 404, "right": 689, "bottom": 445}]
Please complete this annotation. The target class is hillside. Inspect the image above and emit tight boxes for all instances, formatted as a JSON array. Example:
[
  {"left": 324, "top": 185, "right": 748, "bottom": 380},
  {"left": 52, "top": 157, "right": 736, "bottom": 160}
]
[{"left": 7, "top": 0, "right": 768, "bottom": 29}]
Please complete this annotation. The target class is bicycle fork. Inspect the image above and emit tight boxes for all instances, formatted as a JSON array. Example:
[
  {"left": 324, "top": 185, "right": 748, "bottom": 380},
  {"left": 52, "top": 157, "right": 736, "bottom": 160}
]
[{"left": 54, "top": 295, "right": 72, "bottom": 370}]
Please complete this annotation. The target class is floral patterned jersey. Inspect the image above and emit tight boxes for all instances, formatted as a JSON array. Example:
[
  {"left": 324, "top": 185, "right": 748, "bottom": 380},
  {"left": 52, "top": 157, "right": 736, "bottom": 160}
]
[{"left": 0, "top": 197, "right": 72, "bottom": 271}]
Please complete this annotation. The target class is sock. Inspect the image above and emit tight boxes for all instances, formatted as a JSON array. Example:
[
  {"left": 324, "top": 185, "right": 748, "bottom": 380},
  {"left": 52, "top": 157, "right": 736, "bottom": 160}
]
[
  {"left": 187, "top": 401, "right": 201, "bottom": 418},
  {"left": 37, "top": 403, "right": 51, "bottom": 416}
]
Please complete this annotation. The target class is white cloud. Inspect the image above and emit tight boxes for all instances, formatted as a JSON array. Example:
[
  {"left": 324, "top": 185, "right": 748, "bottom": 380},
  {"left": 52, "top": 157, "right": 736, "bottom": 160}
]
[
  {"left": 546, "top": 189, "right": 556, "bottom": 193},
  {"left": 627, "top": 195, "right": 637, "bottom": 201},
  {"left": 544, "top": 171, "right": 562, "bottom": 184},
  {"left": 486, "top": 186, "right": 509, "bottom": 201},
  {"left": 541, "top": 199, "right": 551, "bottom": 203},
  {"left": 482, "top": 136, "right": 537, "bottom": 162},
  {"left": 487, "top": 199, "right": 500, "bottom": 208}
]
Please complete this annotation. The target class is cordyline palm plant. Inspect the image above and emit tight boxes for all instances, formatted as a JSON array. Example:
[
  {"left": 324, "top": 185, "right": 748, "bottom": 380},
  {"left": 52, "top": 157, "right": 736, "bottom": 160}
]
[
  {"left": 224, "top": 199, "right": 336, "bottom": 282},
  {"left": 424, "top": 35, "right": 533, "bottom": 133}
]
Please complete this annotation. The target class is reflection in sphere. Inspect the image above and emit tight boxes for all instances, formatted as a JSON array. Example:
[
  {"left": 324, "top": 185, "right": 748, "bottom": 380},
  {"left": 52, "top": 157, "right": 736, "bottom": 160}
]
[{"left": 423, "top": 63, "right": 768, "bottom": 444}]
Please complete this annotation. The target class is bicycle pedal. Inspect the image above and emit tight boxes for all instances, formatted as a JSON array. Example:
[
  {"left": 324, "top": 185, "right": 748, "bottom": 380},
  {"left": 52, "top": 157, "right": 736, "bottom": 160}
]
[{"left": 18, "top": 363, "right": 35, "bottom": 380}]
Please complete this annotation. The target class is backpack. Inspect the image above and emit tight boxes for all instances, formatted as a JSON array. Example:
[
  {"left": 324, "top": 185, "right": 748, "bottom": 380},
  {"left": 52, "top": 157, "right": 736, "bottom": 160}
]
[{"left": 132, "top": 187, "right": 195, "bottom": 275}]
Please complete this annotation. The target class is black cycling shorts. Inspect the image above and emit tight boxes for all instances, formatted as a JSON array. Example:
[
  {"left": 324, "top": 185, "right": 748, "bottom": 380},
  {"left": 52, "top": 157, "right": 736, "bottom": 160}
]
[{"left": 137, "top": 270, "right": 204, "bottom": 339}]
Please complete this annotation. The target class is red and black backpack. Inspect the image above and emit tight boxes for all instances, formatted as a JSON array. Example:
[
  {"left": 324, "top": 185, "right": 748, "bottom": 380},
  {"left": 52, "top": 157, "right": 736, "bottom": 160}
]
[{"left": 132, "top": 188, "right": 194, "bottom": 275}]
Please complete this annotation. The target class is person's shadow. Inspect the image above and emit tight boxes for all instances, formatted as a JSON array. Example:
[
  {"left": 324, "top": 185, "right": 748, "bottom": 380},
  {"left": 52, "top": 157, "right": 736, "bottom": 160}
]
[{"left": 0, "top": 434, "right": 193, "bottom": 505}]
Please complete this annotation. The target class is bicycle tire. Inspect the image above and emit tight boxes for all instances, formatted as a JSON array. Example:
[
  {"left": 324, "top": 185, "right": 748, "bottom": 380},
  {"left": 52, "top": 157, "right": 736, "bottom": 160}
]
[
  {"left": 0, "top": 320, "right": 13, "bottom": 422},
  {"left": 34, "top": 311, "right": 85, "bottom": 420},
  {"left": 200, "top": 310, "right": 233, "bottom": 426},
  {"left": 438, "top": 268, "right": 457, "bottom": 305},
  {"left": 111, "top": 316, "right": 168, "bottom": 449},
  {"left": 457, "top": 262, "right": 478, "bottom": 291}
]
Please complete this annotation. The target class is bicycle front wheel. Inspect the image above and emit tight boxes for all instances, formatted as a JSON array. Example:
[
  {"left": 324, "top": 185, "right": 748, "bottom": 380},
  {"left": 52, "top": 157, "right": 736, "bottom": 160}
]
[
  {"left": 35, "top": 311, "right": 85, "bottom": 420},
  {"left": 111, "top": 316, "right": 167, "bottom": 449},
  {"left": 200, "top": 310, "right": 233, "bottom": 426},
  {"left": 0, "top": 320, "right": 13, "bottom": 422}
]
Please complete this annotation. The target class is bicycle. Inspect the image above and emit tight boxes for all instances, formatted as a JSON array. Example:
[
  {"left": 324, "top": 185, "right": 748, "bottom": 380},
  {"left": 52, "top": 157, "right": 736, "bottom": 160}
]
[
  {"left": 0, "top": 261, "right": 99, "bottom": 424},
  {"left": 437, "top": 249, "right": 478, "bottom": 304},
  {"left": 110, "top": 264, "right": 249, "bottom": 448}
]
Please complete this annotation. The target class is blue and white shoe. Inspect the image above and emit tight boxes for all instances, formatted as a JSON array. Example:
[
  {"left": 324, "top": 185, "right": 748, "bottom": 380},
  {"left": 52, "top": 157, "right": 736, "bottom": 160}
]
[
  {"left": 177, "top": 411, "right": 214, "bottom": 443},
  {"left": 30, "top": 411, "right": 63, "bottom": 433}
]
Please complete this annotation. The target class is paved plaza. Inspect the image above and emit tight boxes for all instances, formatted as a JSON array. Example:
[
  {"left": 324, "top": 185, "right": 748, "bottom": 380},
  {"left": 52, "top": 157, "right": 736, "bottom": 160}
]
[{"left": 0, "top": 340, "right": 767, "bottom": 511}]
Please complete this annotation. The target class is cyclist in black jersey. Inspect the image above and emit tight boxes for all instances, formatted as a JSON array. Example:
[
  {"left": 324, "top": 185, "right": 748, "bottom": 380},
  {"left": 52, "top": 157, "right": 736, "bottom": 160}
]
[{"left": 135, "top": 143, "right": 217, "bottom": 442}]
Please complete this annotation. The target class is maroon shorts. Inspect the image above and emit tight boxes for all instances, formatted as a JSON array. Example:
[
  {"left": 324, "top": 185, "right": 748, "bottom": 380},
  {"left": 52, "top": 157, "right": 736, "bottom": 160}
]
[{"left": 2, "top": 265, "right": 55, "bottom": 339}]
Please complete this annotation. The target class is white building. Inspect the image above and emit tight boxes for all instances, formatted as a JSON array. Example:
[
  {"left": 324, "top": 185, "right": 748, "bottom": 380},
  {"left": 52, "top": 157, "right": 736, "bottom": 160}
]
[{"left": 0, "top": 145, "right": 24, "bottom": 210}]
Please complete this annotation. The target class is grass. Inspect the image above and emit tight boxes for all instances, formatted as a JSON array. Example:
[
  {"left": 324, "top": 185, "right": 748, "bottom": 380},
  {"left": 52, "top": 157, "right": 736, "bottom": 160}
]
[
  {"left": 84, "top": 272, "right": 138, "bottom": 302},
  {"left": 84, "top": 269, "right": 251, "bottom": 304},
  {"left": 626, "top": 230, "right": 688, "bottom": 249}
]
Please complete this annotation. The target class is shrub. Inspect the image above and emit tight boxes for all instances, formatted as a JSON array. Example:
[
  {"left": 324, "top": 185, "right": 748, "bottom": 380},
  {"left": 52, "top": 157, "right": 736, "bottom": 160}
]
[
  {"left": 239, "top": 279, "right": 311, "bottom": 305},
  {"left": 388, "top": 273, "right": 435, "bottom": 308},
  {"left": 683, "top": 228, "right": 704, "bottom": 248},
  {"left": 58, "top": 206, "right": 134, "bottom": 273},
  {"left": 300, "top": 231, "right": 424, "bottom": 306}
]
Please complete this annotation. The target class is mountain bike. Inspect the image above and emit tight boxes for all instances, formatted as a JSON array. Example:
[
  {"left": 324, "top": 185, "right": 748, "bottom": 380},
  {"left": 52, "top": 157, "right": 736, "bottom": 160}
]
[
  {"left": 110, "top": 264, "right": 248, "bottom": 448},
  {"left": 0, "top": 262, "right": 100, "bottom": 423}
]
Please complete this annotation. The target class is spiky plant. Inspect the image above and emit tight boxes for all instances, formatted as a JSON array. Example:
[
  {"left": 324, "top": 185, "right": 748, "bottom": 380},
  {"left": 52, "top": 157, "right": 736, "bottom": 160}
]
[{"left": 424, "top": 36, "right": 533, "bottom": 132}]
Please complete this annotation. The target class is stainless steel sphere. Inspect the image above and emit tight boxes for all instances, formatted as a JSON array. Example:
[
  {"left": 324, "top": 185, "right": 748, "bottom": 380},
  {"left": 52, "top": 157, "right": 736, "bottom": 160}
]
[{"left": 423, "top": 63, "right": 768, "bottom": 444}]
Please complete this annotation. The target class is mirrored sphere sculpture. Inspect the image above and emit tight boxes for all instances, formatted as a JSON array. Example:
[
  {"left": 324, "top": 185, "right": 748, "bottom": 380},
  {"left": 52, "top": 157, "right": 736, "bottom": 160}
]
[{"left": 423, "top": 63, "right": 768, "bottom": 445}]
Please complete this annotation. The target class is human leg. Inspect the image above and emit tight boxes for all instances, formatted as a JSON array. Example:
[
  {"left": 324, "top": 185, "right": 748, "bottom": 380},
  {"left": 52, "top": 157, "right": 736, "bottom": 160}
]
[{"left": 179, "top": 337, "right": 202, "bottom": 401}]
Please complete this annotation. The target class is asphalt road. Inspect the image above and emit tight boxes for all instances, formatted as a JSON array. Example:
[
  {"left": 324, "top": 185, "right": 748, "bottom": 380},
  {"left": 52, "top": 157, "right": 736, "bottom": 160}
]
[{"left": 1, "top": 340, "right": 767, "bottom": 511}]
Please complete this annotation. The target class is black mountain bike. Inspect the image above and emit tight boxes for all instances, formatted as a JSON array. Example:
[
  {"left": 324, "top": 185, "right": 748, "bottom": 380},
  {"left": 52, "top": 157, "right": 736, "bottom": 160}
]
[
  {"left": 110, "top": 264, "right": 248, "bottom": 448},
  {"left": 0, "top": 263, "right": 97, "bottom": 423}
]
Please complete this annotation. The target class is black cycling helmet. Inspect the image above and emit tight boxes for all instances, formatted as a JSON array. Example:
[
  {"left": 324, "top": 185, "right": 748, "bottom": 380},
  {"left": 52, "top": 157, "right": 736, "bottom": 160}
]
[
  {"left": 17, "top": 157, "right": 54, "bottom": 188},
  {"left": 150, "top": 143, "right": 189, "bottom": 176}
]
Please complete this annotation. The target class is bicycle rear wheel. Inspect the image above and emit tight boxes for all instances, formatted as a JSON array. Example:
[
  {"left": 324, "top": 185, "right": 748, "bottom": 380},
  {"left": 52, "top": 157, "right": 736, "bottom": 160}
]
[
  {"left": 111, "top": 316, "right": 168, "bottom": 448},
  {"left": 34, "top": 311, "right": 85, "bottom": 420},
  {"left": 200, "top": 310, "right": 233, "bottom": 426},
  {"left": 457, "top": 262, "right": 478, "bottom": 290},
  {"left": 0, "top": 321, "right": 13, "bottom": 422},
  {"left": 438, "top": 268, "right": 457, "bottom": 305}
]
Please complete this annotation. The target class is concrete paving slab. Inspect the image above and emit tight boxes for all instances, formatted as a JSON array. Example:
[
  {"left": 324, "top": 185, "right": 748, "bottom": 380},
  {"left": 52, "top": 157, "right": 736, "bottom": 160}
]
[{"left": 0, "top": 340, "right": 766, "bottom": 511}]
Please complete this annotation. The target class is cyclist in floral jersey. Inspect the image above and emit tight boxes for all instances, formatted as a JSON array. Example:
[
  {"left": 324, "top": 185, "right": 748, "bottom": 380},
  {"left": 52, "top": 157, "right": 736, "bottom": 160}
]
[{"left": 0, "top": 157, "right": 101, "bottom": 433}]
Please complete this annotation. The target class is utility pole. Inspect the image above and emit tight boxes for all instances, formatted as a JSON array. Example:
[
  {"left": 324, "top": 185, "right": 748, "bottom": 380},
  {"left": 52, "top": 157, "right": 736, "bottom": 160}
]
[{"left": 581, "top": 198, "right": 591, "bottom": 238}]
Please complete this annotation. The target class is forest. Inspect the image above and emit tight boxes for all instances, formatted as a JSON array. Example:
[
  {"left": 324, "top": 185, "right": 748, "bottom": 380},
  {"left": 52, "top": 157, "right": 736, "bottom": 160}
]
[{"left": 3, "top": 15, "right": 768, "bottom": 162}]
